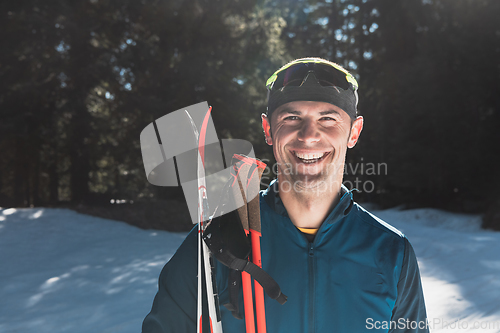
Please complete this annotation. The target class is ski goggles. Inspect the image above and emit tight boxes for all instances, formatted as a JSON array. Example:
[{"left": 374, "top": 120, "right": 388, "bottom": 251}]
[{"left": 266, "top": 60, "right": 358, "bottom": 93}]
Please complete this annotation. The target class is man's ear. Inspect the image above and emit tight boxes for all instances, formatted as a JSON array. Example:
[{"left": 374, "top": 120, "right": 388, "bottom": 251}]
[
  {"left": 347, "top": 116, "right": 363, "bottom": 148},
  {"left": 261, "top": 113, "right": 272, "bottom": 146}
]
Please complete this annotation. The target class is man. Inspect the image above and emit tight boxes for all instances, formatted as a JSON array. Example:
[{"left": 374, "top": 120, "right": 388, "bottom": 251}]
[{"left": 143, "top": 57, "right": 428, "bottom": 332}]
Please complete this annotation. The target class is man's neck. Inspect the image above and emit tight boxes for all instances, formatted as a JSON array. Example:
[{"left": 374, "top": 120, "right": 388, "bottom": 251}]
[{"left": 277, "top": 177, "right": 342, "bottom": 230}]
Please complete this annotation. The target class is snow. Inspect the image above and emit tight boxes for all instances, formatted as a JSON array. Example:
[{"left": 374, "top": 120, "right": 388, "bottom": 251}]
[
  {"left": 371, "top": 207, "right": 500, "bottom": 332},
  {"left": 0, "top": 208, "right": 187, "bottom": 333},
  {"left": 1, "top": 206, "right": 499, "bottom": 332}
]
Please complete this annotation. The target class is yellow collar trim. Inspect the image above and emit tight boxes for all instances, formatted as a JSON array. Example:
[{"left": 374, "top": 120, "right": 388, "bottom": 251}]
[{"left": 297, "top": 227, "right": 319, "bottom": 235}]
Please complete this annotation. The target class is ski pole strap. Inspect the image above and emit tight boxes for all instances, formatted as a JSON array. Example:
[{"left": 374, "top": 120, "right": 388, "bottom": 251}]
[
  {"left": 223, "top": 269, "right": 243, "bottom": 320},
  {"left": 237, "top": 260, "right": 288, "bottom": 305},
  {"left": 203, "top": 212, "right": 288, "bottom": 305},
  {"left": 207, "top": 239, "right": 287, "bottom": 305}
]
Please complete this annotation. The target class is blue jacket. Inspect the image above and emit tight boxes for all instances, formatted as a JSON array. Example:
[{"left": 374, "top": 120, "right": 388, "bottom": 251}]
[{"left": 143, "top": 181, "right": 428, "bottom": 332}]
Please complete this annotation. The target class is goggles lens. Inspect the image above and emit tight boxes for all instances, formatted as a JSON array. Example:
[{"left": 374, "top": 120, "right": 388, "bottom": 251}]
[{"left": 267, "top": 62, "right": 358, "bottom": 92}]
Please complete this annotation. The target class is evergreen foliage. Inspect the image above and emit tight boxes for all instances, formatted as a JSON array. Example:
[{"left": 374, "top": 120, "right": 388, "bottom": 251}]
[{"left": 1, "top": 0, "right": 498, "bottom": 228}]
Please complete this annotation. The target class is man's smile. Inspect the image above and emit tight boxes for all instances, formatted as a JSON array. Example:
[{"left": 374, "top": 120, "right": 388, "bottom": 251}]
[{"left": 290, "top": 150, "right": 331, "bottom": 165}]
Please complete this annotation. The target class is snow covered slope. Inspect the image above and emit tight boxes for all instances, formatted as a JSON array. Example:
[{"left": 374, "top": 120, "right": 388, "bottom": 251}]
[
  {"left": 371, "top": 207, "right": 500, "bottom": 333},
  {"left": 1, "top": 206, "right": 499, "bottom": 332},
  {"left": 0, "top": 207, "right": 187, "bottom": 333}
]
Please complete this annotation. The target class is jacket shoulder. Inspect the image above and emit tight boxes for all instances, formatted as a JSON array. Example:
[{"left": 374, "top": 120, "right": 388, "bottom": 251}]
[{"left": 351, "top": 202, "right": 405, "bottom": 240}]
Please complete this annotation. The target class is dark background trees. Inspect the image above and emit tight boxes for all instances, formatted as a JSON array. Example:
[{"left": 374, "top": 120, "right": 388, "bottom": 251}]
[{"left": 1, "top": 0, "right": 499, "bottom": 229}]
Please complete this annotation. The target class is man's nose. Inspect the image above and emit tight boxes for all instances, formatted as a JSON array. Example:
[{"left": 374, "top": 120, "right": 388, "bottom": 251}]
[{"left": 297, "top": 119, "right": 320, "bottom": 143}]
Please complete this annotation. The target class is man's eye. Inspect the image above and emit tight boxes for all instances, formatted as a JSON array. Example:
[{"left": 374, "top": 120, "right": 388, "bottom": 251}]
[
  {"left": 321, "top": 117, "right": 336, "bottom": 121},
  {"left": 284, "top": 116, "right": 299, "bottom": 120}
]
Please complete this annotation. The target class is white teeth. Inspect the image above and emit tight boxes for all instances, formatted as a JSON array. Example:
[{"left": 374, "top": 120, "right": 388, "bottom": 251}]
[{"left": 294, "top": 152, "right": 325, "bottom": 160}]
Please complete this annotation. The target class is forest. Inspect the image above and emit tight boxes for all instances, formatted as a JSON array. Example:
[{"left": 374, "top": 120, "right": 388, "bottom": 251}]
[{"left": 1, "top": 0, "right": 499, "bottom": 230}]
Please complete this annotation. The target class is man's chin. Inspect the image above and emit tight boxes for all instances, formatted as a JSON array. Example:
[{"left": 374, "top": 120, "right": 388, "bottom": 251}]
[
  {"left": 281, "top": 174, "right": 329, "bottom": 193},
  {"left": 294, "top": 164, "right": 325, "bottom": 177}
]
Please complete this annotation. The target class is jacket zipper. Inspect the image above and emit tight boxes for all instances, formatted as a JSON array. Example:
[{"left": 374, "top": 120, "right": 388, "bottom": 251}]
[
  {"left": 308, "top": 242, "right": 315, "bottom": 333},
  {"left": 304, "top": 192, "right": 350, "bottom": 332}
]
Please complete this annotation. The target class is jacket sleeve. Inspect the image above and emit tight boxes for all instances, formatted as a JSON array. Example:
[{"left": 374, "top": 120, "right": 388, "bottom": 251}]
[
  {"left": 142, "top": 226, "right": 199, "bottom": 333},
  {"left": 389, "top": 237, "right": 429, "bottom": 333}
]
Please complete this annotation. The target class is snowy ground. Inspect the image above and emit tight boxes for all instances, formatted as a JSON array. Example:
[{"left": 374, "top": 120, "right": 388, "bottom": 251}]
[
  {"left": 0, "top": 208, "right": 187, "bottom": 333},
  {"left": 372, "top": 207, "right": 500, "bottom": 332},
  {"left": 1, "top": 206, "right": 499, "bottom": 333}
]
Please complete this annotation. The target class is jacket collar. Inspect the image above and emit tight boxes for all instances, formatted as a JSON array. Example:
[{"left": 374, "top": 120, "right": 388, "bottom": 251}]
[{"left": 262, "top": 179, "right": 354, "bottom": 226}]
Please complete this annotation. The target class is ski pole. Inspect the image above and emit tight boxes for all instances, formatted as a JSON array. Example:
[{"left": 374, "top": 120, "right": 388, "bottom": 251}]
[
  {"left": 202, "top": 154, "right": 287, "bottom": 332},
  {"left": 232, "top": 155, "right": 267, "bottom": 333},
  {"left": 243, "top": 158, "right": 267, "bottom": 333},
  {"left": 231, "top": 159, "right": 256, "bottom": 333}
]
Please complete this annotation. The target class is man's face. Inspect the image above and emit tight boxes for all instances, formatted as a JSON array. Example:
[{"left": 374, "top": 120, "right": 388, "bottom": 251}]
[{"left": 262, "top": 101, "right": 363, "bottom": 191}]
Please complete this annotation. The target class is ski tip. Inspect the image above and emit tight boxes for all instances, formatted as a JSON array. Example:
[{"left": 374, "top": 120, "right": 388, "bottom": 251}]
[{"left": 199, "top": 106, "right": 213, "bottom": 167}]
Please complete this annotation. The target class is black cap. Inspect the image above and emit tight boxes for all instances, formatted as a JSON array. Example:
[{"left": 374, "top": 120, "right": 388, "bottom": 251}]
[{"left": 267, "top": 72, "right": 358, "bottom": 119}]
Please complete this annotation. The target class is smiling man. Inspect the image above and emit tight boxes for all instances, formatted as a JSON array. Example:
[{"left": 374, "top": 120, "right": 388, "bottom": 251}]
[
  {"left": 142, "top": 58, "right": 429, "bottom": 333},
  {"left": 262, "top": 100, "right": 363, "bottom": 230},
  {"left": 258, "top": 57, "right": 428, "bottom": 332}
]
